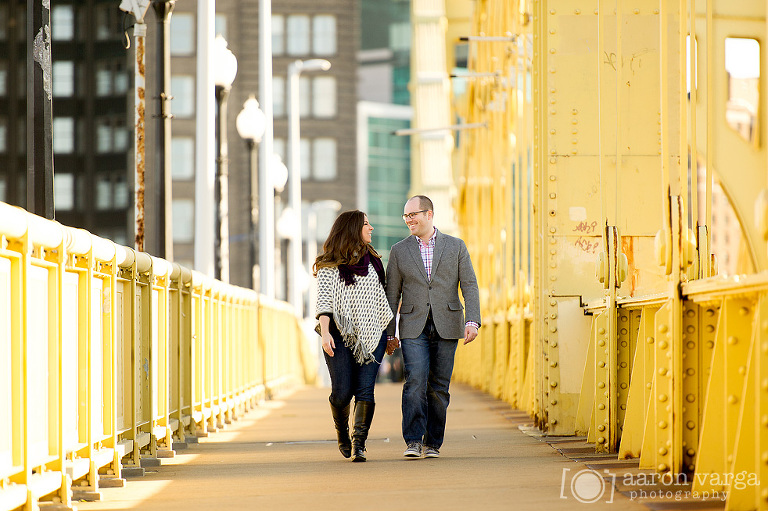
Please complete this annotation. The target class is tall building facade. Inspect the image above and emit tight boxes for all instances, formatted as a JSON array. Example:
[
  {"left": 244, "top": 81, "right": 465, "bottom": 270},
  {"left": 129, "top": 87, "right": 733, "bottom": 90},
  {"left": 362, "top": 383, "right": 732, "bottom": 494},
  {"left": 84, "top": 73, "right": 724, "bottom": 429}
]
[{"left": 0, "top": 1, "right": 132, "bottom": 245}]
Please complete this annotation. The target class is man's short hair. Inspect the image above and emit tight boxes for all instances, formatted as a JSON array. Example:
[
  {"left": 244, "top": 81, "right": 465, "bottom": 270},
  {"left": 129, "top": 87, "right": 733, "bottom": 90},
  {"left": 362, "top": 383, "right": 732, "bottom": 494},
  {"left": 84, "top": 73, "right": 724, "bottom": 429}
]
[{"left": 410, "top": 195, "right": 433, "bottom": 213}]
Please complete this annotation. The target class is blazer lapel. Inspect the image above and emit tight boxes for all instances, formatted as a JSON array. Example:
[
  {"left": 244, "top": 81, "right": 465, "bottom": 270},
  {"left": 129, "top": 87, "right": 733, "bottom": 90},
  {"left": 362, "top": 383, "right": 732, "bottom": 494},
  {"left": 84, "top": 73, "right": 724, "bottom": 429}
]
[
  {"left": 407, "top": 236, "right": 430, "bottom": 282},
  {"left": 431, "top": 230, "right": 446, "bottom": 278}
]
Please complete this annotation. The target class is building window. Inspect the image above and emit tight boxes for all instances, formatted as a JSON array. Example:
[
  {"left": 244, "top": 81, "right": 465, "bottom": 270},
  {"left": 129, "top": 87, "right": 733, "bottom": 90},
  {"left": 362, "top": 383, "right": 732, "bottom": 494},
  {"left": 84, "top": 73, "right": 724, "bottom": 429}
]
[
  {"left": 312, "top": 76, "right": 336, "bottom": 118},
  {"left": 96, "top": 174, "right": 112, "bottom": 210},
  {"left": 273, "top": 76, "right": 285, "bottom": 117},
  {"left": 172, "top": 200, "right": 195, "bottom": 242},
  {"left": 0, "top": 176, "right": 5, "bottom": 202},
  {"left": 53, "top": 117, "right": 75, "bottom": 153},
  {"left": 114, "top": 127, "right": 129, "bottom": 152},
  {"left": 52, "top": 5, "right": 75, "bottom": 41},
  {"left": 390, "top": 22, "right": 411, "bottom": 52},
  {"left": 299, "top": 76, "right": 310, "bottom": 118},
  {"left": 0, "top": 117, "right": 6, "bottom": 153},
  {"left": 313, "top": 15, "right": 336, "bottom": 56},
  {"left": 300, "top": 138, "right": 310, "bottom": 179},
  {"left": 313, "top": 138, "right": 336, "bottom": 181},
  {"left": 215, "top": 14, "right": 227, "bottom": 39},
  {"left": 171, "top": 75, "right": 195, "bottom": 118},
  {"left": 170, "top": 13, "right": 194, "bottom": 55},
  {"left": 97, "top": 120, "right": 112, "bottom": 153},
  {"left": 114, "top": 175, "right": 128, "bottom": 209},
  {"left": 287, "top": 15, "right": 310, "bottom": 56},
  {"left": 54, "top": 173, "right": 74, "bottom": 211},
  {"left": 725, "top": 37, "right": 760, "bottom": 145},
  {"left": 272, "top": 14, "right": 284, "bottom": 56},
  {"left": 53, "top": 61, "right": 74, "bottom": 97},
  {"left": 171, "top": 137, "right": 195, "bottom": 180},
  {"left": 0, "top": 6, "right": 6, "bottom": 40},
  {"left": 0, "top": 63, "right": 6, "bottom": 96}
]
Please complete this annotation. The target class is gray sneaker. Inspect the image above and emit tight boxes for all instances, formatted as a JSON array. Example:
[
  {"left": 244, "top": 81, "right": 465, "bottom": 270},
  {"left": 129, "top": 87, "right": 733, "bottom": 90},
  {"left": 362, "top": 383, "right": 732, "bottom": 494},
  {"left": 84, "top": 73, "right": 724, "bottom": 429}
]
[
  {"left": 424, "top": 446, "right": 439, "bottom": 458},
  {"left": 403, "top": 442, "right": 422, "bottom": 458}
]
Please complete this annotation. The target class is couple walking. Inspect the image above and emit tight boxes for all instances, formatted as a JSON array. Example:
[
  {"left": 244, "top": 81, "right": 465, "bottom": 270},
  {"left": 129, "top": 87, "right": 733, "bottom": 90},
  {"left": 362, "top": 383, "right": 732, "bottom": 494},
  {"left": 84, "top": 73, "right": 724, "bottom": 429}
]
[{"left": 314, "top": 195, "right": 481, "bottom": 462}]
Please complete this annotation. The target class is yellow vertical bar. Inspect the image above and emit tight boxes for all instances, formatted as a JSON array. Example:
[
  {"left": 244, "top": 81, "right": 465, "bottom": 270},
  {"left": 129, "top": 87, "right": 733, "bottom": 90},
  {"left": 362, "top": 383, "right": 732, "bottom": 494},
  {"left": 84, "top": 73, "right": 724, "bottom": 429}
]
[
  {"left": 660, "top": 0, "right": 671, "bottom": 275},
  {"left": 678, "top": 0, "right": 688, "bottom": 234},
  {"left": 704, "top": 0, "right": 712, "bottom": 274},
  {"left": 689, "top": 0, "right": 698, "bottom": 235},
  {"left": 615, "top": 0, "right": 622, "bottom": 227}
]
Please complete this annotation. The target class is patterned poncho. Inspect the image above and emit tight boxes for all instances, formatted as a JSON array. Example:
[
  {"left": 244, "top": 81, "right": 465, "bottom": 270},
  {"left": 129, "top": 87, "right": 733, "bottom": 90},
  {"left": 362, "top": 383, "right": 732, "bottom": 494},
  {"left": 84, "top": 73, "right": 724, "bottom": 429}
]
[{"left": 315, "top": 263, "right": 393, "bottom": 364}]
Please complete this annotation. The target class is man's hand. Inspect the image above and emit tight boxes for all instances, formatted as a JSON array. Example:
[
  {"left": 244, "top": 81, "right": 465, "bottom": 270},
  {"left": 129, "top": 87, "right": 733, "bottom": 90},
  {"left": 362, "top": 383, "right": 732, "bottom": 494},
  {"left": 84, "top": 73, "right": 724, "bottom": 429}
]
[
  {"left": 386, "top": 337, "right": 400, "bottom": 355},
  {"left": 463, "top": 325, "right": 478, "bottom": 345}
]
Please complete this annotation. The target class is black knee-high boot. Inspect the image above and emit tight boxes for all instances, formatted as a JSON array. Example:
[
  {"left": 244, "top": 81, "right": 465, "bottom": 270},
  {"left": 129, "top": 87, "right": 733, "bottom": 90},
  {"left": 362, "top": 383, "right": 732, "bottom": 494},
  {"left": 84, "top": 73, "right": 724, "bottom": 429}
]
[
  {"left": 352, "top": 401, "right": 375, "bottom": 462},
  {"left": 330, "top": 402, "right": 352, "bottom": 458}
]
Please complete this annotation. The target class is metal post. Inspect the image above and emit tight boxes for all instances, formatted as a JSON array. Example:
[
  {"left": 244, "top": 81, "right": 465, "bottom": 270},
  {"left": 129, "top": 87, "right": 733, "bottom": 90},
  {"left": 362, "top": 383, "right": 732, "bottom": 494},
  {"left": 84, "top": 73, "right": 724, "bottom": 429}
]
[
  {"left": 258, "top": 0, "right": 276, "bottom": 298},
  {"left": 306, "top": 209, "right": 318, "bottom": 320},
  {"left": 152, "top": 0, "right": 175, "bottom": 260},
  {"left": 215, "top": 85, "right": 231, "bottom": 283},
  {"left": 134, "top": 20, "right": 148, "bottom": 251},
  {"left": 27, "top": 0, "right": 54, "bottom": 219},
  {"left": 194, "top": 0, "right": 215, "bottom": 277},
  {"left": 248, "top": 140, "right": 258, "bottom": 289},
  {"left": 287, "top": 62, "right": 302, "bottom": 316}
]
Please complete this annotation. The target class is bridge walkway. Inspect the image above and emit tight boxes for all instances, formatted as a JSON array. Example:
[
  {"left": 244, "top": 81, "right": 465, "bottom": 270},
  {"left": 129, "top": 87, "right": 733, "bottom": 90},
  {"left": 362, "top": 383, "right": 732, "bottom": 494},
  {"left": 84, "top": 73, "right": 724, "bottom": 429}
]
[{"left": 73, "top": 383, "right": 670, "bottom": 511}]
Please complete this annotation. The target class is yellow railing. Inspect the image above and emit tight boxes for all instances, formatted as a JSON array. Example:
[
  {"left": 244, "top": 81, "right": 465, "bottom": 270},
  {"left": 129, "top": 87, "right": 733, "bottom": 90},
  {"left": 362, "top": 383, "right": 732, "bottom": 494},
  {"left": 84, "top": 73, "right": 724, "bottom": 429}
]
[{"left": 0, "top": 202, "right": 315, "bottom": 510}]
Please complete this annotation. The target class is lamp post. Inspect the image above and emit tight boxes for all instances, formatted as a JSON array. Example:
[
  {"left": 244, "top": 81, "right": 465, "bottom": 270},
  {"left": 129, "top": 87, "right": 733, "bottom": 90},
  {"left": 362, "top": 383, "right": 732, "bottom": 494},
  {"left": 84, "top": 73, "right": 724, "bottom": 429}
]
[
  {"left": 213, "top": 35, "right": 237, "bottom": 283},
  {"left": 235, "top": 95, "right": 266, "bottom": 290},
  {"left": 287, "top": 58, "right": 331, "bottom": 316},
  {"left": 307, "top": 200, "right": 342, "bottom": 318}
]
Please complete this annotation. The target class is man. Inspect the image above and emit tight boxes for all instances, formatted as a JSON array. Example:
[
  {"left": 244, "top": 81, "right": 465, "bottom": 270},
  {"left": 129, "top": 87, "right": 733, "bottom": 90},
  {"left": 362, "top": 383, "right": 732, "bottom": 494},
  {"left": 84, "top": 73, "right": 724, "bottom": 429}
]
[{"left": 386, "top": 195, "right": 481, "bottom": 459}]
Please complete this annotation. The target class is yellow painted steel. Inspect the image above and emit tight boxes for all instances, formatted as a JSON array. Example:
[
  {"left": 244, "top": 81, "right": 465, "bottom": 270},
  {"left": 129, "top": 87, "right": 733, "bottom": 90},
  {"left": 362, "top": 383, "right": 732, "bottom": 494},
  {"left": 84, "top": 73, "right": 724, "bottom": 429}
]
[
  {"left": 447, "top": 0, "right": 768, "bottom": 508},
  {"left": 0, "top": 202, "right": 315, "bottom": 511}
]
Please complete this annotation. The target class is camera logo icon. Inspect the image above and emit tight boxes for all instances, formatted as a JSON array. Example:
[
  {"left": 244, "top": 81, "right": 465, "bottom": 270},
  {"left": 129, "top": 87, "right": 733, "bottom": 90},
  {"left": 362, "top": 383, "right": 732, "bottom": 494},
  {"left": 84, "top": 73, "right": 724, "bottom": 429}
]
[{"left": 560, "top": 468, "right": 616, "bottom": 504}]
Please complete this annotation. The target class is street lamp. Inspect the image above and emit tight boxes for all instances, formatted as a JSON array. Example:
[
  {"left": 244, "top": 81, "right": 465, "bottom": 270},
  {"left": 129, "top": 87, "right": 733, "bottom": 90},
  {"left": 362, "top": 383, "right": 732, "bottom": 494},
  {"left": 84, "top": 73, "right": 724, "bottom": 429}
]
[
  {"left": 213, "top": 35, "right": 237, "bottom": 283},
  {"left": 287, "top": 58, "right": 331, "bottom": 316},
  {"left": 236, "top": 95, "right": 266, "bottom": 290}
]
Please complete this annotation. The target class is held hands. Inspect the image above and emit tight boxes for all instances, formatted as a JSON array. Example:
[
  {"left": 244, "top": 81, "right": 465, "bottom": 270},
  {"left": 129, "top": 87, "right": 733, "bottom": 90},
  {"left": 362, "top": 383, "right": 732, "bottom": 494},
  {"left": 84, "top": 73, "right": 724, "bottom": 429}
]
[
  {"left": 386, "top": 337, "right": 400, "bottom": 355},
  {"left": 463, "top": 325, "right": 478, "bottom": 345},
  {"left": 322, "top": 333, "right": 336, "bottom": 357}
]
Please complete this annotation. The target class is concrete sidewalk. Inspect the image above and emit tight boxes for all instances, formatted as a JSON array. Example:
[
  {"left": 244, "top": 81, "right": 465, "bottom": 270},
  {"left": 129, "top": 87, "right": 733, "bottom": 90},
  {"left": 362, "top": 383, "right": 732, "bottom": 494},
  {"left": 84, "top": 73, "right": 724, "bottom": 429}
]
[{"left": 77, "top": 383, "right": 654, "bottom": 510}]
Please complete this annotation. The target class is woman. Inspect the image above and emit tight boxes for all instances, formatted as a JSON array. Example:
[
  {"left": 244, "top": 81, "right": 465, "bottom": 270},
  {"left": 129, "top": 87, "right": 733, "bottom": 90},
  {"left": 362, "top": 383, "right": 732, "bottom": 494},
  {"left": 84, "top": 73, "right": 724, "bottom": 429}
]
[{"left": 314, "top": 210, "right": 395, "bottom": 462}]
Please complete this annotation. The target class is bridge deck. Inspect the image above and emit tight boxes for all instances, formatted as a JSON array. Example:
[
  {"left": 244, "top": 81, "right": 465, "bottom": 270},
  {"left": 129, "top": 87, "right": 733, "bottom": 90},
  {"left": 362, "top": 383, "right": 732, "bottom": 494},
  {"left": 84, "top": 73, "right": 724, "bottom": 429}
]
[{"left": 78, "top": 384, "right": 659, "bottom": 510}]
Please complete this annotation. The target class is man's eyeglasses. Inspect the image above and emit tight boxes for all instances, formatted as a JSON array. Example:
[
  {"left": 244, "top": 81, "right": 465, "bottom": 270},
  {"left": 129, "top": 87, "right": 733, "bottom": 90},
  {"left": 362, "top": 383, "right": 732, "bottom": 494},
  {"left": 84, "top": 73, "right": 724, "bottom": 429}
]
[{"left": 402, "top": 210, "right": 429, "bottom": 221}]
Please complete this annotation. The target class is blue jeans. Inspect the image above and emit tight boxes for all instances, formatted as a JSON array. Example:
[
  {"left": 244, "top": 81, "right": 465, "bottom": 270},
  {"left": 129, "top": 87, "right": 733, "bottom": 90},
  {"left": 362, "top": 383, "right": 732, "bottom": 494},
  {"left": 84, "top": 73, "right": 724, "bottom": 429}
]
[
  {"left": 401, "top": 317, "right": 458, "bottom": 448},
  {"left": 324, "top": 319, "right": 386, "bottom": 407}
]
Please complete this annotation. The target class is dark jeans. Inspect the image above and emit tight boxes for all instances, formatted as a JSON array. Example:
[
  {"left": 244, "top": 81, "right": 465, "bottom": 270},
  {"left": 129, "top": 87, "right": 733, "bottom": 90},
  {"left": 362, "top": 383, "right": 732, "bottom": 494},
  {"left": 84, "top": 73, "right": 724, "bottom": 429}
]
[
  {"left": 324, "top": 319, "right": 387, "bottom": 408},
  {"left": 400, "top": 316, "right": 458, "bottom": 449}
]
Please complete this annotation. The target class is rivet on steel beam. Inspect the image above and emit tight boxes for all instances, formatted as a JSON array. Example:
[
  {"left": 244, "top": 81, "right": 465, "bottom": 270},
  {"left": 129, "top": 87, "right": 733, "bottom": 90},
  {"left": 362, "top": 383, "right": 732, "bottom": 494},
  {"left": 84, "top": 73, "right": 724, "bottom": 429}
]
[
  {"left": 550, "top": 48, "right": 556, "bottom": 54},
  {"left": 594, "top": 9, "right": 599, "bottom": 15},
  {"left": 620, "top": 362, "right": 627, "bottom": 368},
  {"left": 598, "top": 328, "right": 606, "bottom": 335},
  {"left": 646, "top": 383, "right": 652, "bottom": 390},
  {"left": 551, "top": 341, "right": 558, "bottom": 348},
  {"left": 572, "top": 128, "right": 578, "bottom": 135},
  {"left": 598, "top": 361, "right": 605, "bottom": 368},
  {"left": 706, "top": 341, "right": 714, "bottom": 349},
  {"left": 550, "top": 98, "right": 557, "bottom": 105},
  {"left": 598, "top": 404, "right": 605, "bottom": 410},
  {"left": 633, "top": 8, "right": 640, "bottom": 14},
  {"left": 706, "top": 308, "right": 715, "bottom": 316},
  {"left": 728, "top": 395, "right": 738, "bottom": 405},
  {"left": 550, "top": 419, "right": 558, "bottom": 425},
  {"left": 686, "top": 341, "right": 695, "bottom": 349},
  {"left": 550, "top": 301, "right": 557, "bottom": 307},
  {"left": 739, "top": 366, "right": 746, "bottom": 376},
  {"left": 686, "top": 325, "right": 695, "bottom": 334},
  {"left": 659, "top": 447, "right": 668, "bottom": 455},
  {"left": 620, "top": 404, "right": 626, "bottom": 410},
  {"left": 549, "top": 193, "right": 556, "bottom": 199},
  {"left": 764, "top": 452, "right": 768, "bottom": 464},
  {"left": 666, "top": 352, "right": 673, "bottom": 359},
  {"left": 659, "top": 394, "right": 668, "bottom": 402},
  {"left": 647, "top": 337, "right": 654, "bottom": 344},
  {"left": 598, "top": 425, "right": 605, "bottom": 431},
  {"left": 572, "top": 109, "right": 578, "bottom": 115},
  {"left": 550, "top": 88, "right": 556, "bottom": 93},
  {"left": 549, "top": 158, "right": 557, "bottom": 164},
  {"left": 572, "top": 119, "right": 578, "bottom": 125},
  {"left": 572, "top": 138, "right": 578, "bottom": 144},
  {"left": 550, "top": 381, "right": 558, "bottom": 388},
  {"left": 550, "top": 249, "right": 557, "bottom": 255},
  {"left": 763, "top": 342, "right": 768, "bottom": 353},
  {"left": 727, "top": 455, "right": 733, "bottom": 463},
  {"left": 686, "top": 309, "right": 695, "bottom": 318},
  {"left": 549, "top": 227, "right": 556, "bottom": 233},
  {"left": 551, "top": 400, "right": 558, "bottom": 405},
  {"left": 659, "top": 341, "right": 668, "bottom": 349},
  {"left": 761, "top": 415, "right": 768, "bottom": 427},
  {"left": 620, "top": 315, "right": 628, "bottom": 322},
  {"left": 550, "top": 275, "right": 557, "bottom": 281},
  {"left": 597, "top": 382, "right": 605, "bottom": 389},
  {"left": 658, "top": 421, "right": 667, "bottom": 429},
  {"left": 658, "top": 463, "right": 668, "bottom": 471},
  {"left": 740, "top": 307, "right": 750, "bottom": 316},
  {"left": 762, "top": 488, "right": 768, "bottom": 500},
  {"left": 549, "top": 9, "right": 556, "bottom": 14},
  {"left": 658, "top": 368, "right": 667, "bottom": 376},
  {"left": 549, "top": 324, "right": 557, "bottom": 331},
  {"left": 653, "top": 9, "right": 660, "bottom": 14},
  {"left": 686, "top": 368, "right": 695, "bottom": 376},
  {"left": 620, "top": 383, "right": 627, "bottom": 390},
  {"left": 705, "top": 325, "right": 714, "bottom": 333},
  {"left": 598, "top": 340, "right": 605, "bottom": 347},
  {"left": 597, "top": 437, "right": 605, "bottom": 444},
  {"left": 727, "top": 336, "right": 738, "bottom": 345},
  {"left": 549, "top": 29, "right": 556, "bottom": 35},
  {"left": 658, "top": 324, "right": 668, "bottom": 333},
  {"left": 604, "top": 391, "right": 609, "bottom": 397},
  {"left": 549, "top": 68, "right": 556, "bottom": 74},
  {"left": 687, "top": 448, "right": 695, "bottom": 457},
  {"left": 550, "top": 261, "right": 557, "bottom": 268},
  {"left": 687, "top": 421, "right": 695, "bottom": 430},
  {"left": 620, "top": 341, "right": 627, "bottom": 347},
  {"left": 686, "top": 394, "right": 695, "bottom": 403},
  {"left": 571, "top": 149, "right": 578, "bottom": 155}
]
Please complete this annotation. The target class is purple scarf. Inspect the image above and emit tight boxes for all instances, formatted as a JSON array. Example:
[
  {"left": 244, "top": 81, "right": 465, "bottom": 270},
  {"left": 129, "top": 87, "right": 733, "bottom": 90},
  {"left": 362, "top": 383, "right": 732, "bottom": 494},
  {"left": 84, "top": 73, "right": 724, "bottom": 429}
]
[{"left": 338, "top": 251, "right": 385, "bottom": 287}]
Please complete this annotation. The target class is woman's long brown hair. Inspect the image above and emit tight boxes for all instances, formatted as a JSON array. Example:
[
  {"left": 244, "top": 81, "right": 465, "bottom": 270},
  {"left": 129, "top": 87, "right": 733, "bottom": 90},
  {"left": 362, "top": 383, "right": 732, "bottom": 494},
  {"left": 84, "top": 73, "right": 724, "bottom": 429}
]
[{"left": 313, "top": 210, "right": 380, "bottom": 275}]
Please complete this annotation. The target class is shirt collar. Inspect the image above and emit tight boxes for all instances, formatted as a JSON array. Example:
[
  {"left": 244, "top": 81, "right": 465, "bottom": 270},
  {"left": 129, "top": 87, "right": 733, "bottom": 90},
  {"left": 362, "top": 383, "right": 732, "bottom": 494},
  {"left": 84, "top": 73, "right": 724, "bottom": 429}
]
[{"left": 416, "top": 227, "right": 437, "bottom": 247}]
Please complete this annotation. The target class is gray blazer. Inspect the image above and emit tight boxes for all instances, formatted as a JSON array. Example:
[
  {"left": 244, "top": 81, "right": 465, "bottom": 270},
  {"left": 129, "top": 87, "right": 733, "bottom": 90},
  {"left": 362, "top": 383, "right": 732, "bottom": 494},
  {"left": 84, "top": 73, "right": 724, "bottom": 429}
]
[{"left": 386, "top": 230, "right": 481, "bottom": 340}]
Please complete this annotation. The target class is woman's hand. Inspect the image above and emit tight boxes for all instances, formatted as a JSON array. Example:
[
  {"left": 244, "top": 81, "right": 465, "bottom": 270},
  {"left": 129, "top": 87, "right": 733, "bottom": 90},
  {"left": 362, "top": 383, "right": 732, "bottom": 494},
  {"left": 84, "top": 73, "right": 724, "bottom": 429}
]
[{"left": 322, "top": 332, "right": 336, "bottom": 357}]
